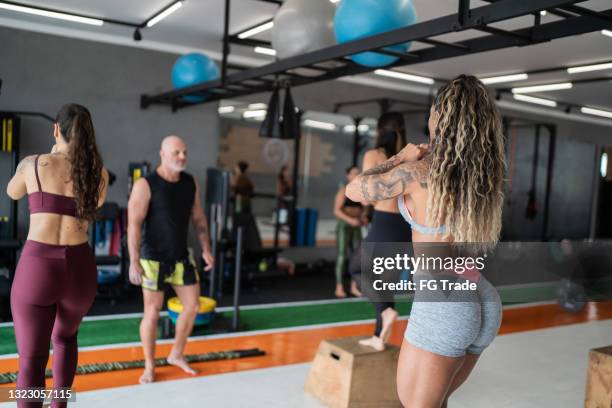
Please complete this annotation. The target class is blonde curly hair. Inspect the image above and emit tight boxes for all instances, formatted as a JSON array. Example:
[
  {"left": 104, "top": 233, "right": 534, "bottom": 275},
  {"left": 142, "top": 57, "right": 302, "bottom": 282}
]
[{"left": 427, "top": 75, "right": 506, "bottom": 251}]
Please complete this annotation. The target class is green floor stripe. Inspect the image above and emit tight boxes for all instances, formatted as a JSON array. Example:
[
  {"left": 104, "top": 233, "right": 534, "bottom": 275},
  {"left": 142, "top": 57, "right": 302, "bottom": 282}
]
[{"left": 0, "top": 285, "right": 560, "bottom": 356}]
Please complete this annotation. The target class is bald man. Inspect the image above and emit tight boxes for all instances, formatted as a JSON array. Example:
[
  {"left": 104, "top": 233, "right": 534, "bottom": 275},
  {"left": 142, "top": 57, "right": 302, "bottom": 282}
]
[{"left": 128, "top": 135, "right": 214, "bottom": 384}]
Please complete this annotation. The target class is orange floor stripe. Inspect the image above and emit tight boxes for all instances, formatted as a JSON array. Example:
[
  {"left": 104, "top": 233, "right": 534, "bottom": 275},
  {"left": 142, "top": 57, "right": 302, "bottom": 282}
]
[{"left": 1, "top": 301, "right": 611, "bottom": 394}]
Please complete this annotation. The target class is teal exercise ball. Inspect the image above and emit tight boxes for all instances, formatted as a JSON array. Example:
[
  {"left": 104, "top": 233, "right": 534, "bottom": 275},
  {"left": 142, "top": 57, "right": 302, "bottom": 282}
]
[
  {"left": 171, "top": 53, "right": 220, "bottom": 102},
  {"left": 334, "top": 0, "right": 417, "bottom": 67}
]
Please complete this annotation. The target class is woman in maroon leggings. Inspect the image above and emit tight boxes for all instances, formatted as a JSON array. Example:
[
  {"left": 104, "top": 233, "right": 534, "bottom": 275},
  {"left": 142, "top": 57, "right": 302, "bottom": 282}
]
[{"left": 6, "top": 103, "right": 108, "bottom": 408}]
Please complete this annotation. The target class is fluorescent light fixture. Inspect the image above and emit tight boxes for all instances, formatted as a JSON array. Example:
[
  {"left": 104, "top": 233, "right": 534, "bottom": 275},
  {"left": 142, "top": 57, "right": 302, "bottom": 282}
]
[
  {"left": 218, "top": 106, "right": 235, "bottom": 114},
  {"left": 237, "top": 21, "right": 274, "bottom": 39},
  {"left": 602, "top": 30, "right": 612, "bottom": 38},
  {"left": 330, "top": 0, "right": 341, "bottom": 3},
  {"left": 243, "top": 109, "right": 267, "bottom": 119},
  {"left": 540, "top": 10, "right": 547, "bottom": 16},
  {"left": 0, "top": 2, "right": 104, "bottom": 25},
  {"left": 247, "top": 103, "right": 267, "bottom": 110},
  {"left": 303, "top": 119, "right": 336, "bottom": 131},
  {"left": 601, "top": 152, "right": 608, "bottom": 178},
  {"left": 513, "top": 94, "right": 557, "bottom": 107},
  {"left": 567, "top": 62, "right": 612, "bottom": 74},
  {"left": 480, "top": 73, "right": 528, "bottom": 85},
  {"left": 580, "top": 106, "right": 612, "bottom": 119},
  {"left": 254, "top": 47, "right": 277, "bottom": 56},
  {"left": 146, "top": 1, "right": 182, "bottom": 28},
  {"left": 374, "top": 69, "right": 435, "bottom": 85},
  {"left": 511, "top": 82, "right": 572, "bottom": 93},
  {"left": 344, "top": 124, "right": 370, "bottom": 132}
]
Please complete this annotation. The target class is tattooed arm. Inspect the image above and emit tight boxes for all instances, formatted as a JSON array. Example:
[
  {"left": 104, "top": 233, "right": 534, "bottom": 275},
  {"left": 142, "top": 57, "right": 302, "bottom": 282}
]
[
  {"left": 346, "top": 155, "right": 430, "bottom": 203},
  {"left": 192, "top": 179, "right": 215, "bottom": 271},
  {"left": 6, "top": 155, "right": 36, "bottom": 200}
]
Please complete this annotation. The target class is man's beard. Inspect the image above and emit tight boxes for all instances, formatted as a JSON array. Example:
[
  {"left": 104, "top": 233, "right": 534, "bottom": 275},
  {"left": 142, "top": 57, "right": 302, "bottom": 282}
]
[{"left": 168, "top": 162, "right": 186, "bottom": 172}]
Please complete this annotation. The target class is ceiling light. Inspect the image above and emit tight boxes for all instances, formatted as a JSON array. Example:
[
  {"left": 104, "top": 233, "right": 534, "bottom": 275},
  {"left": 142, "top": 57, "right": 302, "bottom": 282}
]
[
  {"left": 218, "top": 106, "right": 235, "bottom": 114},
  {"left": 146, "top": 1, "right": 183, "bottom": 28},
  {"left": 540, "top": 10, "right": 547, "bottom": 16},
  {"left": 243, "top": 109, "right": 267, "bottom": 119},
  {"left": 303, "top": 119, "right": 336, "bottom": 131},
  {"left": 0, "top": 2, "right": 103, "bottom": 25},
  {"left": 511, "top": 82, "right": 572, "bottom": 93},
  {"left": 567, "top": 62, "right": 612, "bottom": 74},
  {"left": 330, "top": 0, "right": 341, "bottom": 3},
  {"left": 602, "top": 30, "right": 612, "bottom": 38},
  {"left": 580, "top": 107, "right": 612, "bottom": 119},
  {"left": 237, "top": 21, "right": 274, "bottom": 39},
  {"left": 344, "top": 125, "right": 356, "bottom": 132},
  {"left": 374, "top": 69, "right": 435, "bottom": 85},
  {"left": 247, "top": 103, "right": 267, "bottom": 110},
  {"left": 254, "top": 47, "right": 277, "bottom": 56},
  {"left": 480, "top": 73, "right": 528, "bottom": 85},
  {"left": 601, "top": 152, "right": 608, "bottom": 178},
  {"left": 513, "top": 94, "right": 557, "bottom": 107}
]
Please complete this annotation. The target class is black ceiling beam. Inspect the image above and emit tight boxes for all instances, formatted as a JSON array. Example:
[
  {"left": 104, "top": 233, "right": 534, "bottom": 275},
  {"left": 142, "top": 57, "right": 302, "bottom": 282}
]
[
  {"left": 141, "top": 0, "right": 597, "bottom": 109},
  {"left": 561, "top": 5, "right": 612, "bottom": 23},
  {"left": 229, "top": 36, "right": 272, "bottom": 48},
  {"left": 417, "top": 38, "right": 470, "bottom": 51},
  {"left": 250, "top": 0, "right": 282, "bottom": 4}
]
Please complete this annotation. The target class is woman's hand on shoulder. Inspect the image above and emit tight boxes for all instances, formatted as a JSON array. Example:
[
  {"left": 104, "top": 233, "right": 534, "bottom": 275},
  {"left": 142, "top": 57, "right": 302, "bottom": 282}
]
[{"left": 397, "top": 143, "right": 429, "bottom": 163}]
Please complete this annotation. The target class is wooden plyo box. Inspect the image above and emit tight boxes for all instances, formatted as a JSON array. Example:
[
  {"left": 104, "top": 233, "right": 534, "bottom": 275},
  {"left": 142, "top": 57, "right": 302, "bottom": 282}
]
[
  {"left": 585, "top": 346, "right": 612, "bottom": 408},
  {"left": 305, "top": 336, "right": 402, "bottom": 408}
]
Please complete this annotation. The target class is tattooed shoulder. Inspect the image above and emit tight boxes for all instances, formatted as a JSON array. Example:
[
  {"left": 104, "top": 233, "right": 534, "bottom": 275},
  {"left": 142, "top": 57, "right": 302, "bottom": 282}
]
[{"left": 16, "top": 155, "right": 36, "bottom": 174}]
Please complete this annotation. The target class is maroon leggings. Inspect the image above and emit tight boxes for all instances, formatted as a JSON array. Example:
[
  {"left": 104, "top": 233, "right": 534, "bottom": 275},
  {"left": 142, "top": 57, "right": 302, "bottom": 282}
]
[{"left": 10, "top": 240, "right": 97, "bottom": 408}]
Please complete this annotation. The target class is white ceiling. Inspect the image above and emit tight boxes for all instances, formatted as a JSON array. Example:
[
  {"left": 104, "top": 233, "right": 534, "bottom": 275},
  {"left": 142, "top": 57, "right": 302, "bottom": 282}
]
[{"left": 1, "top": 0, "right": 611, "bottom": 113}]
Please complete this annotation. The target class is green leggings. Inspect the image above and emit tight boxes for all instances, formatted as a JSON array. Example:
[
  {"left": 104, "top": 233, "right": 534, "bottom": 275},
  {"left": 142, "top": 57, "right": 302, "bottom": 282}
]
[{"left": 335, "top": 220, "right": 362, "bottom": 284}]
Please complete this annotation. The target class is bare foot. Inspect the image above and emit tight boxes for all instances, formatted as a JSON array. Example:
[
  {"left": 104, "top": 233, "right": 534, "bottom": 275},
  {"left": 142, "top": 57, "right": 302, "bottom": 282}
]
[
  {"left": 167, "top": 355, "right": 197, "bottom": 375},
  {"left": 358, "top": 336, "right": 385, "bottom": 351},
  {"left": 379, "top": 307, "right": 399, "bottom": 343},
  {"left": 335, "top": 284, "right": 347, "bottom": 298},
  {"left": 350, "top": 281, "right": 362, "bottom": 297},
  {"left": 139, "top": 366, "right": 155, "bottom": 384}
]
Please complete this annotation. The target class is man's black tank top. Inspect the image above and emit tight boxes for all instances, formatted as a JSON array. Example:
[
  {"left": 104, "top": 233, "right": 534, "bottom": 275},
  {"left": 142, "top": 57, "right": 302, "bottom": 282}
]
[{"left": 141, "top": 170, "right": 195, "bottom": 262}]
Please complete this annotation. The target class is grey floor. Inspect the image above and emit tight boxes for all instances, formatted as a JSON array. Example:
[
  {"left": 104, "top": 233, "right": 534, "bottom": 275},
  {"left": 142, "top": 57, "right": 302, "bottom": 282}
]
[{"left": 2, "top": 319, "right": 609, "bottom": 407}]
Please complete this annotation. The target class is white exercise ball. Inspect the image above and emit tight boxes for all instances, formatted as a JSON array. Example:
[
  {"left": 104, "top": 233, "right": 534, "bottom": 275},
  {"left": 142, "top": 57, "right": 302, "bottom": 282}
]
[{"left": 271, "top": 0, "right": 337, "bottom": 60}]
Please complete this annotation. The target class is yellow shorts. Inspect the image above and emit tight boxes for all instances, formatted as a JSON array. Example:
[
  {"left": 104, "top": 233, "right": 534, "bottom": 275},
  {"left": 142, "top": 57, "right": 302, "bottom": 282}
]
[{"left": 140, "top": 256, "right": 199, "bottom": 291}]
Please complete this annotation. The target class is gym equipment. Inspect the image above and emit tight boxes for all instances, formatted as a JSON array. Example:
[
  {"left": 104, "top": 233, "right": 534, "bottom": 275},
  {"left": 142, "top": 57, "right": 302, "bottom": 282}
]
[
  {"left": 171, "top": 53, "right": 220, "bottom": 102},
  {"left": 334, "top": 0, "right": 417, "bottom": 67},
  {"left": 585, "top": 346, "right": 612, "bottom": 407},
  {"left": 558, "top": 277, "right": 586, "bottom": 313},
  {"left": 271, "top": 0, "right": 336, "bottom": 60},
  {"left": 167, "top": 296, "right": 217, "bottom": 326},
  {"left": 0, "top": 348, "right": 266, "bottom": 384},
  {"left": 305, "top": 337, "right": 402, "bottom": 407},
  {"left": 128, "top": 161, "right": 151, "bottom": 195}
]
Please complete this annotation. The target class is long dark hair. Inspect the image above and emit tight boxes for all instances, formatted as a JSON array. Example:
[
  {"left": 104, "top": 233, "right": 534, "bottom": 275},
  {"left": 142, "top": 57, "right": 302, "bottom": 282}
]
[
  {"left": 376, "top": 111, "right": 406, "bottom": 158},
  {"left": 56, "top": 103, "right": 104, "bottom": 221}
]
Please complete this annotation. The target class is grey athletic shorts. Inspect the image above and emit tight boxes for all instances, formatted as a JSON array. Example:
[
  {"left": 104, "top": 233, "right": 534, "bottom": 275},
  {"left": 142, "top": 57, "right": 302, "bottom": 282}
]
[{"left": 404, "top": 276, "right": 502, "bottom": 357}]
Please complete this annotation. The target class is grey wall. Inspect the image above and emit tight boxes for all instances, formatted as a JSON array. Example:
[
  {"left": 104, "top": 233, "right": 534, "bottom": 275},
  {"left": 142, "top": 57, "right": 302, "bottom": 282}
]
[{"left": 0, "top": 26, "right": 220, "bottom": 238}]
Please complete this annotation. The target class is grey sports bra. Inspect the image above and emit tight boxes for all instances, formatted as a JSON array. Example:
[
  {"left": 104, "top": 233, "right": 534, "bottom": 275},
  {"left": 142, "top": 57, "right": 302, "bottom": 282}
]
[{"left": 398, "top": 195, "right": 447, "bottom": 235}]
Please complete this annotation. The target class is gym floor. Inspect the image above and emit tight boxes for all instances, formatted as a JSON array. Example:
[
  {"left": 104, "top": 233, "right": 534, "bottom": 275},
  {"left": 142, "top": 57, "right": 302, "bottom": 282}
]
[{"left": 0, "top": 300, "right": 608, "bottom": 407}]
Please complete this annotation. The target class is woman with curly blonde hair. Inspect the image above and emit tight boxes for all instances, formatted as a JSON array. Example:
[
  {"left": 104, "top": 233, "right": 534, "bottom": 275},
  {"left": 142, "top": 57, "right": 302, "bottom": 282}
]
[{"left": 347, "top": 75, "right": 506, "bottom": 407}]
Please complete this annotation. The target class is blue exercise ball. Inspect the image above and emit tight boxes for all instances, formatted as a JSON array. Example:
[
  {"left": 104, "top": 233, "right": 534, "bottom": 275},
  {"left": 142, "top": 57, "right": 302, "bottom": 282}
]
[
  {"left": 334, "top": 0, "right": 417, "bottom": 67},
  {"left": 171, "top": 53, "right": 220, "bottom": 102}
]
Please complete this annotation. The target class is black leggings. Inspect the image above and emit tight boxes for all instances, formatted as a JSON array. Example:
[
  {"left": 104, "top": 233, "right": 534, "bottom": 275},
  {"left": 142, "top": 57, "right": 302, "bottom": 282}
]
[{"left": 363, "top": 210, "right": 412, "bottom": 337}]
